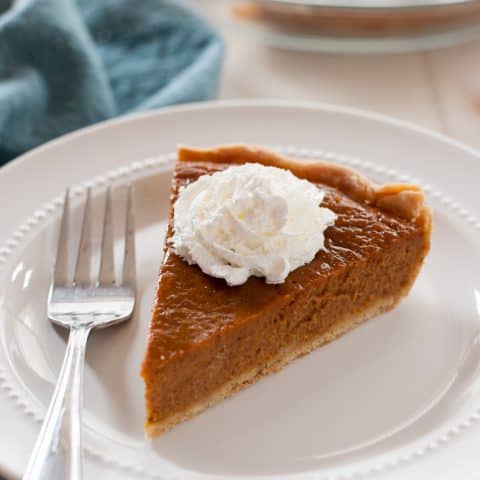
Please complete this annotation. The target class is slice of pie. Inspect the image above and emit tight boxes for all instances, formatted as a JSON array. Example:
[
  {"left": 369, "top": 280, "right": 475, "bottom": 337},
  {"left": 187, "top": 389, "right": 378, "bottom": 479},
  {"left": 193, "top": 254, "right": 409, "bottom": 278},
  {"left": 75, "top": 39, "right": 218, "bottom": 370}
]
[{"left": 141, "top": 145, "right": 432, "bottom": 436}]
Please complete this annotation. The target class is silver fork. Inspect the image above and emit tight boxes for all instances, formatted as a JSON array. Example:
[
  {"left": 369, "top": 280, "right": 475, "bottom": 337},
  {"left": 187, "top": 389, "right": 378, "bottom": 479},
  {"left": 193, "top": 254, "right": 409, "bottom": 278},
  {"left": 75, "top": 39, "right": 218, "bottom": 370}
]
[{"left": 23, "top": 186, "right": 136, "bottom": 480}]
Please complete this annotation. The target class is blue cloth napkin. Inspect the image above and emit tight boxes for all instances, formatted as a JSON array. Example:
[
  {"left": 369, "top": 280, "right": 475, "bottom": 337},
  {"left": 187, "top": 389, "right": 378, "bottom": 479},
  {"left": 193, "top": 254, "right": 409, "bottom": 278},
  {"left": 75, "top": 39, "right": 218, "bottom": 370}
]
[{"left": 0, "top": 0, "right": 223, "bottom": 165}]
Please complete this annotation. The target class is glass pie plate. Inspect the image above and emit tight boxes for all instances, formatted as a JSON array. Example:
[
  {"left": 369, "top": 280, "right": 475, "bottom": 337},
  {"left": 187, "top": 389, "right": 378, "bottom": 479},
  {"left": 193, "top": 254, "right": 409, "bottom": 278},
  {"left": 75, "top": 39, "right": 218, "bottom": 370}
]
[{"left": 227, "top": 0, "right": 480, "bottom": 52}]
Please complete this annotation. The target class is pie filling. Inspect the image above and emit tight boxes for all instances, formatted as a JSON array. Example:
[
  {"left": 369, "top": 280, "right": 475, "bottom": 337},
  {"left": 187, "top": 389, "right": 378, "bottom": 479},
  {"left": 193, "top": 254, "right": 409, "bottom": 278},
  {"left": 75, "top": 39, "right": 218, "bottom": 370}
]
[{"left": 141, "top": 146, "right": 431, "bottom": 436}]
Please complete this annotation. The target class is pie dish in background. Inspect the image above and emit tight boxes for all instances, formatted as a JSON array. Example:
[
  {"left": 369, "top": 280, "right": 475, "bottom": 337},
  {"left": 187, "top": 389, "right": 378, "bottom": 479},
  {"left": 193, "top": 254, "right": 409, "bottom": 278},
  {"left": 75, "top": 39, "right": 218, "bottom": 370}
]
[{"left": 230, "top": 0, "right": 480, "bottom": 52}]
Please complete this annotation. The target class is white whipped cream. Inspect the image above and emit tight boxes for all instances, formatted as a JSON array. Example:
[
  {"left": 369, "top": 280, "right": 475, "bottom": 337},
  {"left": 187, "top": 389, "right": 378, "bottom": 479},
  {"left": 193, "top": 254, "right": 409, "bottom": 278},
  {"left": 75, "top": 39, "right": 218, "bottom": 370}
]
[{"left": 171, "top": 163, "right": 337, "bottom": 286}]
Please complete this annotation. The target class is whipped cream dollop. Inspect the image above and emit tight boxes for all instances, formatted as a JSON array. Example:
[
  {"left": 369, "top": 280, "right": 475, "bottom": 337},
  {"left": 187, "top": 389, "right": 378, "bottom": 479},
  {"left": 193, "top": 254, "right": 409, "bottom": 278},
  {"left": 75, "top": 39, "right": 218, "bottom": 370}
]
[{"left": 171, "top": 163, "right": 337, "bottom": 286}]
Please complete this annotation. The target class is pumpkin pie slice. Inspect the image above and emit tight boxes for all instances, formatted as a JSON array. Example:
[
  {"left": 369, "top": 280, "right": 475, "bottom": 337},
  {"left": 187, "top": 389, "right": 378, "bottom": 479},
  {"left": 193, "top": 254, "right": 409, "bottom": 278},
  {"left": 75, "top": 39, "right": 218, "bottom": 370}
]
[{"left": 141, "top": 145, "right": 432, "bottom": 436}]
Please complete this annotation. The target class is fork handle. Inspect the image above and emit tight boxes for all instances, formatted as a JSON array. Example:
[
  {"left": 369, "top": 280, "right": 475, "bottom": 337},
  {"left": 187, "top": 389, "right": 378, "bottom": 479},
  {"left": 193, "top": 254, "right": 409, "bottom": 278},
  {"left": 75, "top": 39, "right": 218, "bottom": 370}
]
[{"left": 23, "top": 326, "right": 91, "bottom": 480}]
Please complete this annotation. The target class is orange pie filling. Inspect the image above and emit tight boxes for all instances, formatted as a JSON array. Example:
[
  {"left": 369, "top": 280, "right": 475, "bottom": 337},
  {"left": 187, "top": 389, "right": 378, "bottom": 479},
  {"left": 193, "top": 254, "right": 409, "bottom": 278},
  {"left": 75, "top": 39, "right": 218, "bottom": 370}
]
[{"left": 141, "top": 145, "right": 431, "bottom": 436}]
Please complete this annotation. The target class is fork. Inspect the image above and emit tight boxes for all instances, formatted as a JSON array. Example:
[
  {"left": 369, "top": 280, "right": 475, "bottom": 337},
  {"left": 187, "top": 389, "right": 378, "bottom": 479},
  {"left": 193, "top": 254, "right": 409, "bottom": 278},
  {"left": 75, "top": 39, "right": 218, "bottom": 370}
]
[{"left": 23, "top": 186, "right": 136, "bottom": 480}]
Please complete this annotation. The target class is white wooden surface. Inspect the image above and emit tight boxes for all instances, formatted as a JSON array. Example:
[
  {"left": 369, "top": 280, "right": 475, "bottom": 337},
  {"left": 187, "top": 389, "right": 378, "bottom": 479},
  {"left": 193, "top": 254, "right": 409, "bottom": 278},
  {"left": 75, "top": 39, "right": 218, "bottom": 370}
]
[{"left": 202, "top": 3, "right": 480, "bottom": 150}]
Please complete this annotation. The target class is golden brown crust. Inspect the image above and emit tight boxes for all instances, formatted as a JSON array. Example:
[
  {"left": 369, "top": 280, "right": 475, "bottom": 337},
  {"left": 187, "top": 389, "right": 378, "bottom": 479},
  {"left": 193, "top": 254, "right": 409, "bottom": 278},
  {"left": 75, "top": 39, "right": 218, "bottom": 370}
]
[
  {"left": 178, "top": 145, "right": 429, "bottom": 222},
  {"left": 375, "top": 184, "right": 425, "bottom": 221}
]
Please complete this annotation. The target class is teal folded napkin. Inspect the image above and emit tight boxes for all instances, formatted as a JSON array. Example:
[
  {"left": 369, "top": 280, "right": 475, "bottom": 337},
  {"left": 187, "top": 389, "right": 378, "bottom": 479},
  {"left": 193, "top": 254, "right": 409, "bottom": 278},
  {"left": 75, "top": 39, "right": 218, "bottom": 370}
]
[{"left": 0, "top": 0, "right": 223, "bottom": 165}]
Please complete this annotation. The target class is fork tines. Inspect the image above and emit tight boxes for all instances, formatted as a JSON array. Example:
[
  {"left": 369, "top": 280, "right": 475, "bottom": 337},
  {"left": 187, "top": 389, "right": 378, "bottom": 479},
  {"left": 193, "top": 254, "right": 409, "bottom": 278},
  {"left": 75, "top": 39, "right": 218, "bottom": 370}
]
[{"left": 53, "top": 186, "right": 136, "bottom": 290}]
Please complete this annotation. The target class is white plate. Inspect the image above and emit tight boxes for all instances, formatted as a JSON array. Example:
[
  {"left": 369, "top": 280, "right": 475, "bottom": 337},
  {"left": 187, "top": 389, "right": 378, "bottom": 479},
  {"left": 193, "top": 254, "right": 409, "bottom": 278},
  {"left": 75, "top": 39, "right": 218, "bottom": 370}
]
[{"left": 1, "top": 101, "right": 480, "bottom": 480}]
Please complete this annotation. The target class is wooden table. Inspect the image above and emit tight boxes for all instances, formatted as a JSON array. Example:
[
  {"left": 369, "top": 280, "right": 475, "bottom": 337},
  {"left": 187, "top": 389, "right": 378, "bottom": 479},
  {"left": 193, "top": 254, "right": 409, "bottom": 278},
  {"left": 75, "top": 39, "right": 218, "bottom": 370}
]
[{"left": 207, "top": 8, "right": 480, "bottom": 150}]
